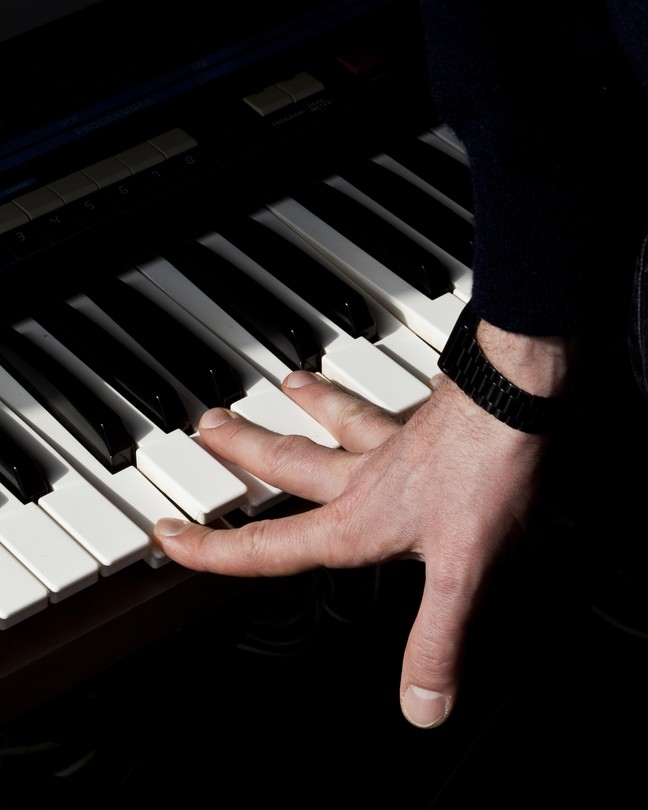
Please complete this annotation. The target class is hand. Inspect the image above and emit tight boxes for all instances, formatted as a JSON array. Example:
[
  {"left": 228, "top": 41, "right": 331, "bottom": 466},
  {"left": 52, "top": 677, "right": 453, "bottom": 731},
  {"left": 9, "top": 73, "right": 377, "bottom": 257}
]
[{"left": 154, "top": 368, "right": 549, "bottom": 728}]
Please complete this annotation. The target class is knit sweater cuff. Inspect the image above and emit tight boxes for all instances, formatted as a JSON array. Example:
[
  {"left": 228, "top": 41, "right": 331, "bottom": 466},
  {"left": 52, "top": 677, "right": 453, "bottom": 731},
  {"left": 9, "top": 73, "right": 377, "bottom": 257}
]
[{"left": 466, "top": 148, "right": 634, "bottom": 337}]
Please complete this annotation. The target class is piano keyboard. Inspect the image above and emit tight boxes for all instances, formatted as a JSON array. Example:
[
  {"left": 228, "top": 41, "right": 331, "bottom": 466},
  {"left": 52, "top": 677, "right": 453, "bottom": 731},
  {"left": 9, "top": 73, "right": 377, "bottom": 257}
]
[{"left": 0, "top": 124, "right": 473, "bottom": 630}]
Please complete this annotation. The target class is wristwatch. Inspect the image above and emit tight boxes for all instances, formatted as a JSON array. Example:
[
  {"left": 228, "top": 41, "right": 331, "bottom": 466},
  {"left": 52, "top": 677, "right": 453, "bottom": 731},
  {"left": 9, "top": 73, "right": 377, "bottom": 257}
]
[{"left": 438, "top": 301, "right": 568, "bottom": 433}]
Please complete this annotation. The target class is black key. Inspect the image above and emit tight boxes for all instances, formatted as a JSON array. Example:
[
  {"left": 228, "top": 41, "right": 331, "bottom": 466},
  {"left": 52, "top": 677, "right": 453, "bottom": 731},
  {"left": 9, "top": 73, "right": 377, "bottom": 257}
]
[
  {"left": 382, "top": 137, "right": 473, "bottom": 212},
  {"left": 34, "top": 302, "right": 190, "bottom": 434},
  {"left": 217, "top": 216, "right": 378, "bottom": 341},
  {"left": 0, "top": 326, "right": 135, "bottom": 473},
  {"left": 335, "top": 160, "right": 474, "bottom": 267},
  {"left": 162, "top": 240, "right": 323, "bottom": 372},
  {"left": 290, "top": 180, "right": 453, "bottom": 299},
  {"left": 0, "top": 422, "right": 49, "bottom": 503},
  {"left": 82, "top": 276, "right": 244, "bottom": 409}
]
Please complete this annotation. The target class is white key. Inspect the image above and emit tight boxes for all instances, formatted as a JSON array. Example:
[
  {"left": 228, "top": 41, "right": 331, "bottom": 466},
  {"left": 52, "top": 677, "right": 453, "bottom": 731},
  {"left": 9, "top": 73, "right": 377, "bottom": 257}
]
[
  {"left": 233, "top": 381, "right": 334, "bottom": 445},
  {"left": 0, "top": 536, "right": 49, "bottom": 630},
  {"left": 428, "top": 124, "right": 469, "bottom": 160},
  {"left": 0, "top": 363, "right": 179, "bottom": 568},
  {"left": 0, "top": 509, "right": 94, "bottom": 603},
  {"left": 192, "top": 431, "right": 286, "bottom": 517},
  {"left": 41, "top": 484, "right": 145, "bottom": 576},
  {"left": 0, "top": 399, "right": 146, "bottom": 576},
  {"left": 13, "top": 319, "right": 248, "bottom": 525},
  {"left": 265, "top": 196, "right": 465, "bottom": 351},
  {"left": 0, "top": 426, "right": 99, "bottom": 600},
  {"left": 196, "top": 231, "right": 431, "bottom": 415},
  {"left": 375, "top": 326, "right": 441, "bottom": 382}
]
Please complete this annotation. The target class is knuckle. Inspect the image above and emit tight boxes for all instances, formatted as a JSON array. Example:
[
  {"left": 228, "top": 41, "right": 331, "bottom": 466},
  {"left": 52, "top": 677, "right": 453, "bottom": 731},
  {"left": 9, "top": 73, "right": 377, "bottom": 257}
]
[{"left": 258, "top": 432, "right": 313, "bottom": 478}]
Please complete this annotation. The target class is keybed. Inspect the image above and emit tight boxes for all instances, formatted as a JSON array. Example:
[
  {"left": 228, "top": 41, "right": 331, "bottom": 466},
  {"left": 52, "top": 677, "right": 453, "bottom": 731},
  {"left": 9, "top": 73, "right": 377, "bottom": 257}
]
[
  {"left": 248, "top": 206, "right": 445, "bottom": 382},
  {"left": 195, "top": 230, "right": 434, "bottom": 413},
  {"left": 265, "top": 194, "right": 467, "bottom": 351},
  {"left": 76, "top": 267, "right": 340, "bottom": 514},
  {"left": 14, "top": 317, "right": 250, "bottom": 525},
  {"left": 0, "top": 127, "right": 472, "bottom": 630},
  {"left": 0, "top": 363, "right": 181, "bottom": 567}
]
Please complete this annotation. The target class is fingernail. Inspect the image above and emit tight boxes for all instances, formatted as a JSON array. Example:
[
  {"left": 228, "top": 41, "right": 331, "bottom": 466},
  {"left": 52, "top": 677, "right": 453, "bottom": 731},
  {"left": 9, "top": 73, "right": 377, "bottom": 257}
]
[
  {"left": 401, "top": 686, "right": 450, "bottom": 729},
  {"left": 156, "top": 518, "right": 190, "bottom": 538},
  {"left": 283, "top": 370, "right": 318, "bottom": 388},
  {"left": 200, "top": 408, "right": 234, "bottom": 429}
]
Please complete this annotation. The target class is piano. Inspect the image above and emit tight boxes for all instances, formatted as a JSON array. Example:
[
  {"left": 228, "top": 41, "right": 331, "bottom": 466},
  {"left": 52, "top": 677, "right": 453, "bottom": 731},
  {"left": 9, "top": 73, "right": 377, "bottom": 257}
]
[{"left": 0, "top": 0, "right": 474, "bottom": 724}]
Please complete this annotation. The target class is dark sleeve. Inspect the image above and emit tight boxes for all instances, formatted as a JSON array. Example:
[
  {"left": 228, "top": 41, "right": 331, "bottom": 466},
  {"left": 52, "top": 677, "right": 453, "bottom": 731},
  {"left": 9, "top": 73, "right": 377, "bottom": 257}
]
[
  {"left": 419, "top": 0, "right": 648, "bottom": 336},
  {"left": 607, "top": 0, "right": 648, "bottom": 96}
]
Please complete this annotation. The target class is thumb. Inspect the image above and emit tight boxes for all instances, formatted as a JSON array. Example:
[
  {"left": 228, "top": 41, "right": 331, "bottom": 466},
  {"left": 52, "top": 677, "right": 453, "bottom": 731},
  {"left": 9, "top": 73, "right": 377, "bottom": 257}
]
[{"left": 399, "top": 575, "right": 468, "bottom": 729}]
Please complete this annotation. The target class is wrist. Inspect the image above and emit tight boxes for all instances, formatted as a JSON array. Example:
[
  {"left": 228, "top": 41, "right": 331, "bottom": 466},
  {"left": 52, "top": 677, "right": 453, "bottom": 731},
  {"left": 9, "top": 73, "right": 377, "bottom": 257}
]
[
  {"left": 438, "top": 302, "right": 579, "bottom": 434},
  {"left": 476, "top": 320, "right": 581, "bottom": 399}
]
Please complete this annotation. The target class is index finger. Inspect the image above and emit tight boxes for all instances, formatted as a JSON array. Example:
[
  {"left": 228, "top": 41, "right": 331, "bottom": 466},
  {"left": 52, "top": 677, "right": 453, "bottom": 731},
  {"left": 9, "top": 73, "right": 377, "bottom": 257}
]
[{"left": 154, "top": 503, "right": 367, "bottom": 577}]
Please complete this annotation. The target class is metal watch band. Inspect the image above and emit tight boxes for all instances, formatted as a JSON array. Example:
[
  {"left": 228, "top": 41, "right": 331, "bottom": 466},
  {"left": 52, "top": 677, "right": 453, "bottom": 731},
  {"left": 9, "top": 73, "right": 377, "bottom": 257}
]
[{"left": 438, "top": 302, "right": 567, "bottom": 434}]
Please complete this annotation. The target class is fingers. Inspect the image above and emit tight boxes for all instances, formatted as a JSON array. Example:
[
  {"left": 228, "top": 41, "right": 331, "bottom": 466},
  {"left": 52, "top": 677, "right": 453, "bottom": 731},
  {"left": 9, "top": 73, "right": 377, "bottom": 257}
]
[
  {"left": 157, "top": 376, "right": 524, "bottom": 733},
  {"left": 154, "top": 499, "right": 368, "bottom": 576},
  {"left": 199, "top": 407, "right": 355, "bottom": 503},
  {"left": 155, "top": 512, "right": 469, "bottom": 731},
  {"left": 197, "top": 371, "right": 404, "bottom": 503},
  {"left": 281, "top": 371, "right": 403, "bottom": 452}
]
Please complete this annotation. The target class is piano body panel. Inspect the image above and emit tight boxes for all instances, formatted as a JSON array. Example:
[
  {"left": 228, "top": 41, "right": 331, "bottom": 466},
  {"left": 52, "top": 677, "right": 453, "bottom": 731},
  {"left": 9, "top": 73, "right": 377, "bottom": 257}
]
[
  {"left": 0, "top": 494, "right": 315, "bottom": 726},
  {"left": 0, "top": 0, "right": 471, "bottom": 721},
  {"left": 0, "top": 561, "right": 257, "bottom": 726}
]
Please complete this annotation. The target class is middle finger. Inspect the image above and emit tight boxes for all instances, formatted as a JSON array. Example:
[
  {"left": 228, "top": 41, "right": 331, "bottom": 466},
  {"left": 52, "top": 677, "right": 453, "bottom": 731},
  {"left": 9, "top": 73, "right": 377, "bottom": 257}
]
[
  {"left": 282, "top": 371, "right": 406, "bottom": 452},
  {"left": 199, "top": 407, "right": 359, "bottom": 504}
]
